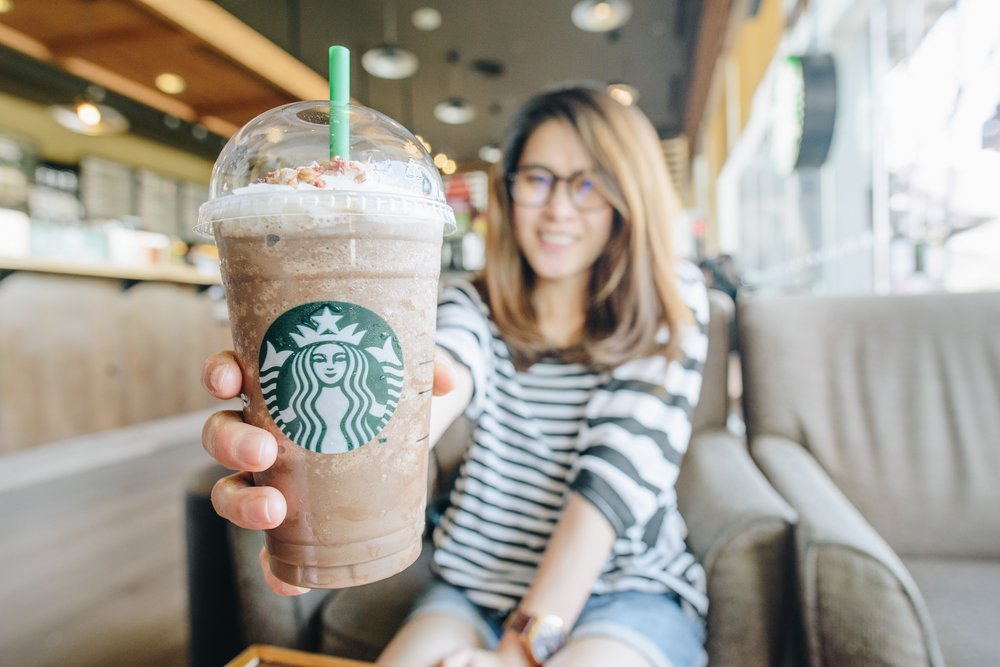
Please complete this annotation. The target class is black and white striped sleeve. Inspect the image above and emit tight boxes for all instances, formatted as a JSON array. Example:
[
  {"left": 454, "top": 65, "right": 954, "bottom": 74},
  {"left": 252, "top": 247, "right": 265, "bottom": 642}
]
[
  {"left": 435, "top": 280, "right": 495, "bottom": 421},
  {"left": 569, "top": 264, "right": 710, "bottom": 538}
]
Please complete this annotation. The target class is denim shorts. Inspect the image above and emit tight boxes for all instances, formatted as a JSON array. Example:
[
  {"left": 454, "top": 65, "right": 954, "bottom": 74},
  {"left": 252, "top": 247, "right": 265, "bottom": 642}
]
[{"left": 407, "top": 578, "right": 707, "bottom": 667}]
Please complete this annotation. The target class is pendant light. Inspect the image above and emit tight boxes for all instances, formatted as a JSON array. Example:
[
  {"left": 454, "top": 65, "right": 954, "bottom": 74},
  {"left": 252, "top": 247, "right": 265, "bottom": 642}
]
[
  {"left": 434, "top": 50, "right": 475, "bottom": 125},
  {"left": 49, "top": 86, "right": 129, "bottom": 137},
  {"left": 571, "top": 0, "right": 633, "bottom": 33},
  {"left": 362, "top": 0, "right": 419, "bottom": 79}
]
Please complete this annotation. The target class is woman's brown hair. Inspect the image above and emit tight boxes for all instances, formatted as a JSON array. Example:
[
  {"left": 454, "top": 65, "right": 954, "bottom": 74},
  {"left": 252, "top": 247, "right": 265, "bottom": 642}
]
[{"left": 476, "top": 83, "right": 693, "bottom": 370}]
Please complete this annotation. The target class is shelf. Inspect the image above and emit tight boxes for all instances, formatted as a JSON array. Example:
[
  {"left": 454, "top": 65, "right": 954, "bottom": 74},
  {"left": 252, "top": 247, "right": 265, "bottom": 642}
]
[{"left": 0, "top": 255, "right": 221, "bottom": 286}]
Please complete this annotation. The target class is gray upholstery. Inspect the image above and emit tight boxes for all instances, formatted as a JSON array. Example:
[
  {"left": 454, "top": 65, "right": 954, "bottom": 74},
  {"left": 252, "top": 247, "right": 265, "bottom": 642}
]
[
  {"left": 187, "top": 289, "right": 799, "bottom": 664},
  {"left": 740, "top": 291, "right": 1000, "bottom": 667},
  {"left": 677, "top": 291, "right": 799, "bottom": 666}
]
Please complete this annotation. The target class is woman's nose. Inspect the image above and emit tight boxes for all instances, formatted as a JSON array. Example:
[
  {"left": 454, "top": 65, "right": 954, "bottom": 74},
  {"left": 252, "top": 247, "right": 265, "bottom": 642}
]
[{"left": 544, "top": 180, "right": 577, "bottom": 214}]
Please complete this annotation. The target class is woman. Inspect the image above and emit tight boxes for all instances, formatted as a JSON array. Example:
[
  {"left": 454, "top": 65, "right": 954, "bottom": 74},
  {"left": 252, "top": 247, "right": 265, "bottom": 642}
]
[{"left": 203, "top": 84, "right": 709, "bottom": 667}]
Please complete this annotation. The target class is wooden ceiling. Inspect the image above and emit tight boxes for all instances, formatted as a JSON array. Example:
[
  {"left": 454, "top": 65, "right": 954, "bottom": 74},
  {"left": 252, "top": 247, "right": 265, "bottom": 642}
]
[
  {"left": 0, "top": 0, "right": 741, "bottom": 163},
  {"left": 0, "top": 0, "right": 324, "bottom": 137}
]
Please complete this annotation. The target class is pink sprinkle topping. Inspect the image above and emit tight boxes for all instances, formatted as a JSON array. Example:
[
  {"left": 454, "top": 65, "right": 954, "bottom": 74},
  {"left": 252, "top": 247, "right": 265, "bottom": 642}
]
[{"left": 261, "top": 157, "right": 366, "bottom": 188}]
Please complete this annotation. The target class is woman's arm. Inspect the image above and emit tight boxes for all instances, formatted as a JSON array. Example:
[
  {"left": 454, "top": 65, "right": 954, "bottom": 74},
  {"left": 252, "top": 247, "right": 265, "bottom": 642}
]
[
  {"left": 496, "top": 493, "right": 616, "bottom": 665},
  {"left": 428, "top": 348, "right": 473, "bottom": 449}
]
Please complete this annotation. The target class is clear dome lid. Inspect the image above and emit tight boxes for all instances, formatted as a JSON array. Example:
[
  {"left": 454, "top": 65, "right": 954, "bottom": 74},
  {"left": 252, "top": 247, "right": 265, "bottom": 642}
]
[{"left": 197, "top": 100, "right": 455, "bottom": 235}]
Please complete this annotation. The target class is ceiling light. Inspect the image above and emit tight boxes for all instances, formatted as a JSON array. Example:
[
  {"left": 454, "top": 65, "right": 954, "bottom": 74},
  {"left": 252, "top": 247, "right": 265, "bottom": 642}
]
[
  {"left": 49, "top": 100, "right": 129, "bottom": 136},
  {"left": 412, "top": 7, "right": 442, "bottom": 31},
  {"left": 155, "top": 72, "right": 187, "bottom": 95},
  {"left": 415, "top": 134, "right": 432, "bottom": 153},
  {"left": 478, "top": 144, "right": 502, "bottom": 163},
  {"left": 0, "top": 0, "right": 13, "bottom": 14},
  {"left": 442, "top": 159, "right": 457, "bottom": 175},
  {"left": 363, "top": 0, "right": 419, "bottom": 80},
  {"left": 607, "top": 82, "right": 639, "bottom": 106},
  {"left": 571, "top": 0, "right": 633, "bottom": 32},
  {"left": 362, "top": 44, "right": 420, "bottom": 79},
  {"left": 434, "top": 97, "right": 476, "bottom": 125},
  {"left": 433, "top": 152, "right": 449, "bottom": 169}
]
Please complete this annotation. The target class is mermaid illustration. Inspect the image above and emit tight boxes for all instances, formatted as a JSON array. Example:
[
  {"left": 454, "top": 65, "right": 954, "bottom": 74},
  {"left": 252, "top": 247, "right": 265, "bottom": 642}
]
[{"left": 260, "top": 303, "right": 404, "bottom": 454}]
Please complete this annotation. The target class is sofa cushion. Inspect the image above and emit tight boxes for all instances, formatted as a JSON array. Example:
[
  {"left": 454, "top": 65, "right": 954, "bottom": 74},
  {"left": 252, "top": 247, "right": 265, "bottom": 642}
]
[
  {"left": 905, "top": 556, "right": 1000, "bottom": 667},
  {"left": 740, "top": 291, "right": 1000, "bottom": 557}
]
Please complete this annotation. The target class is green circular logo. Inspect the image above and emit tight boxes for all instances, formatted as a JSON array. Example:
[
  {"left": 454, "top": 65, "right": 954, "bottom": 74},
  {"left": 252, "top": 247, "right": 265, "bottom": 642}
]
[{"left": 259, "top": 301, "right": 404, "bottom": 454}]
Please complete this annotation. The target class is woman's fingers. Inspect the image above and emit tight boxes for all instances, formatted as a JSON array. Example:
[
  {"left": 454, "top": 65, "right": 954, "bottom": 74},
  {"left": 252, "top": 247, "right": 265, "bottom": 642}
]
[
  {"left": 202, "top": 351, "right": 243, "bottom": 399},
  {"left": 202, "top": 410, "right": 277, "bottom": 472},
  {"left": 210, "top": 471, "right": 286, "bottom": 530},
  {"left": 259, "top": 547, "right": 311, "bottom": 596},
  {"left": 433, "top": 350, "right": 457, "bottom": 396}
]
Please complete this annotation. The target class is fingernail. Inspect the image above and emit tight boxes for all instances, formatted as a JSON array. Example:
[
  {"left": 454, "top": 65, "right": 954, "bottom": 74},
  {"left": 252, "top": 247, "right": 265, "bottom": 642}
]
[
  {"left": 238, "top": 432, "right": 267, "bottom": 467},
  {"left": 252, "top": 496, "right": 273, "bottom": 524},
  {"left": 209, "top": 365, "right": 231, "bottom": 392}
]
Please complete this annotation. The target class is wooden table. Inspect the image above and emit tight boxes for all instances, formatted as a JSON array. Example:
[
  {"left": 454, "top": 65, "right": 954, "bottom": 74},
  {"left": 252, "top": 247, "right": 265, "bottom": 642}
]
[{"left": 226, "top": 644, "right": 374, "bottom": 666}]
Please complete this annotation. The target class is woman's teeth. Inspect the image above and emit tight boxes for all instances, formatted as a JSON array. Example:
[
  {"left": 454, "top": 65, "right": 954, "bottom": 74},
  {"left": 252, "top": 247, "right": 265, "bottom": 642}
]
[{"left": 541, "top": 233, "right": 574, "bottom": 246}]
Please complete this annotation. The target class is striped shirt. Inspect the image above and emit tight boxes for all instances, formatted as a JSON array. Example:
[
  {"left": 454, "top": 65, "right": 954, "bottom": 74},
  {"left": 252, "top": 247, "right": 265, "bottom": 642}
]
[{"left": 433, "top": 261, "right": 710, "bottom": 620}]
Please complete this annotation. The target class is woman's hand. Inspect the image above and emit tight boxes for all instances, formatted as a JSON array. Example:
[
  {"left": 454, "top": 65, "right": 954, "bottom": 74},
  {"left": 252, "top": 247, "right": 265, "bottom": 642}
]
[{"left": 200, "top": 349, "right": 457, "bottom": 595}]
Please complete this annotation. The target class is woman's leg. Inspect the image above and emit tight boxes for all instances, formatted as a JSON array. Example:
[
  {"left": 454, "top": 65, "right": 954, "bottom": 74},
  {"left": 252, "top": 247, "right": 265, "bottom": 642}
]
[
  {"left": 377, "top": 612, "right": 484, "bottom": 667},
  {"left": 547, "top": 636, "right": 653, "bottom": 667},
  {"left": 556, "top": 590, "right": 707, "bottom": 667}
]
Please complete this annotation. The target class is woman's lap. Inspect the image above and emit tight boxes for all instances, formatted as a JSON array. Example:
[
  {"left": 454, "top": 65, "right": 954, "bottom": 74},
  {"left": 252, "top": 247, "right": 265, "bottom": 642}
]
[{"left": 405, "top": 579, "right": 706, "bottom": 667}]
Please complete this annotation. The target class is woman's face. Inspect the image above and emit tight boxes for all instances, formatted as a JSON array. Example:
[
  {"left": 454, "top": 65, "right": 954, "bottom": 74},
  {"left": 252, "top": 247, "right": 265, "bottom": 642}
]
[
  {"left": 311, "top": 343, "right": 347, "bottom": 385},
  {"left": 511, "top": 119, "right": 614, "bottom": 289}
]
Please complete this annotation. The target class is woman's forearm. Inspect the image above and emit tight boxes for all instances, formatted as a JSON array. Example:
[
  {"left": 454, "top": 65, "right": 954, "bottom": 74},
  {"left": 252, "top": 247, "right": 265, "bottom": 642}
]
[{"left": 497, "top": 492, "right": 616, "bottom": 662}]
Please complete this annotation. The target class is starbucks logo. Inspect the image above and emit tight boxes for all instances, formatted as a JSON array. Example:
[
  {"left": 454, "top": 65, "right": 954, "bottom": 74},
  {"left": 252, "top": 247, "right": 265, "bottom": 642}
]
[{"left": 259, "top": 301, "right": 404, "bottom": 454}]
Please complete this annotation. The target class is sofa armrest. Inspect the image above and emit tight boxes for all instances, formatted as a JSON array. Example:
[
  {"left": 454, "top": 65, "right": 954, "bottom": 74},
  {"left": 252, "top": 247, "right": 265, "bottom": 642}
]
[
  {"left": 752, "top": 435, "right": 945, "bottom": 667},
  {"left": 676, "top": 428, "right": 798, "bottom": 666}
]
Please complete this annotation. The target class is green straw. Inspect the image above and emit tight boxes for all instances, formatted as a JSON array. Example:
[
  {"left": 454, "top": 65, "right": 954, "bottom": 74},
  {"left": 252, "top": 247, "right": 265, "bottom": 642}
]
[{"left": 329, "top": 45, "right": 350, "bottom": 159}]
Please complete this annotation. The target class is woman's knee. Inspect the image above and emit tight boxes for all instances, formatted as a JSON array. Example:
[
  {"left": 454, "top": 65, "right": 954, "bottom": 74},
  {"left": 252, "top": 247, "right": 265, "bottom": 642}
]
[
  {"left": 377, "top": 612, "right": 483, "bottom": 667},
  {"left": 546, "top": 636, "right": 653, "bottom": 667}
]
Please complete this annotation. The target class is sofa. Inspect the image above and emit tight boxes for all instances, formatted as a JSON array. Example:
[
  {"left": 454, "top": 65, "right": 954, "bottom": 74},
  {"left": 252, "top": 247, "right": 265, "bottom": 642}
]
[
  {"left": 186, "top": 289, "right": 799, "bottom": 665},
  {"left": 738, "top": 291, "right": 1000, "bottom": 667}
]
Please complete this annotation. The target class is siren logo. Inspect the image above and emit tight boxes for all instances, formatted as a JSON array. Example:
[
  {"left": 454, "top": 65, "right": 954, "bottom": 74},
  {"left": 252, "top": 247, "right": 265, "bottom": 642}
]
[{"left": 259, "top": 301, "right": 403, "bottom": 454}]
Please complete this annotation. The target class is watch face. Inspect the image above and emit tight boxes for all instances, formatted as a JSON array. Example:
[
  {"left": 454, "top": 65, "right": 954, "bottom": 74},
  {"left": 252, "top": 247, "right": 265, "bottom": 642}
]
[{"left": 529, "top": 617, "right": 566, "bottom": 661}]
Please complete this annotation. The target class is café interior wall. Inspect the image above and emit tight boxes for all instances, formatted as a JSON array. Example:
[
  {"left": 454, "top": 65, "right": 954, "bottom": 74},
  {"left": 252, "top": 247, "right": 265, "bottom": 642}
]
[
  {"left": 694, "top": 0, "right": 786, "bottom": 256},
  {"left": 0, "top": 90, "right": 214, "bottom": 184}
]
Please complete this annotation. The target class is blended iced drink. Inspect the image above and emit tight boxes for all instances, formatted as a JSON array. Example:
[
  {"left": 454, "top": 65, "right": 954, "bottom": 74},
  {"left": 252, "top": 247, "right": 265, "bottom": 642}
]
[{"left": 198, "top": 101, "right": 455, "bottom": 588}]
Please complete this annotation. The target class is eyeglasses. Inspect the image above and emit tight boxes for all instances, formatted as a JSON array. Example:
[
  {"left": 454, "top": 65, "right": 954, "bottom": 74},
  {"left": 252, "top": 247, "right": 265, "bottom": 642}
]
[{"left": 506, "top": 166, "right": 610, "bottom": 211}]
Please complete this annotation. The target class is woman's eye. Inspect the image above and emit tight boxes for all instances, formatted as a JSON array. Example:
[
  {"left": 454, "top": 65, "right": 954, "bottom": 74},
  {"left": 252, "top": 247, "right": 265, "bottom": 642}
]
[
  {"left": 333, "top": 355, "right": 347, "bottom": 363},
  {"left": 311, "top": 355, "right": 326, "bottom": 363}
]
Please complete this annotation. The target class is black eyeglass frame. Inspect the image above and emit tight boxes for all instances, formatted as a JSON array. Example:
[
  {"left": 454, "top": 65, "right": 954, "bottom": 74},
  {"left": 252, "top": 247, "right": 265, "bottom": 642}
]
[{"left": 505, "top": 165, "right": 613, "bottom": 211}]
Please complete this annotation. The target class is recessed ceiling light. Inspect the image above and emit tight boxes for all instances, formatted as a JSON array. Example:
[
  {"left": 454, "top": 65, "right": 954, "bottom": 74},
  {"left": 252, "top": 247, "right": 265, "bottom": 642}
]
[
  {"left": 0, "top": 0, "right": 14, "bottom": 14},
  {"left": 155, "top": 72, "right": 187, "bottom": 95},
  {"left": 434, "top": 98, "right": 476, "bottom": 125},
  {"left": 362, "top": 44, "right": 419, "bottom": 79},
  {"left": 571, "top": 0, "right": 633, "bottom": 33},
  {"left": 442, "top": 159, "right": 457, "bottom": 175},
  {"left": 412, "top": 7, "right": 442, "bottom": 31}
]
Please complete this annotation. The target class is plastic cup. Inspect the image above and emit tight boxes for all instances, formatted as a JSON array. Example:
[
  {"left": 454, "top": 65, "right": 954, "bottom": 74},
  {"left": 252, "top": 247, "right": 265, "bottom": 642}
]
[{"left": 197, "top": 101, "right": 455, "bottom": 588}]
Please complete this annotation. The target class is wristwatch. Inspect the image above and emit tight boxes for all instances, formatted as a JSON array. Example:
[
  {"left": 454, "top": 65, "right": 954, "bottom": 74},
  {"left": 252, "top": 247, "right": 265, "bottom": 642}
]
[{"left": 504, "top": 609, "right": 566, "bottom": 665}]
